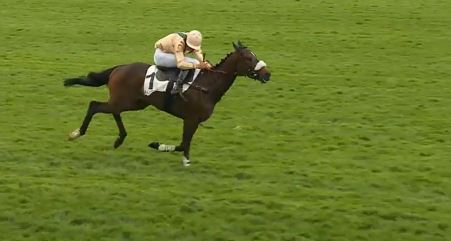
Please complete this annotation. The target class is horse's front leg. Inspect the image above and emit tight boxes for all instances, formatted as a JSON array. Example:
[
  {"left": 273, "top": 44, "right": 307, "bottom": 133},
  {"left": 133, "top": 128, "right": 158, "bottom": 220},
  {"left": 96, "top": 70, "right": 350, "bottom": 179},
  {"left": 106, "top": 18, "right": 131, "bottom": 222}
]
[
  {"left": 177, "top": 119, "right": 200, "bottom": 167},
  {"left": 148, "top": 118, "right": 199, "bottom": 167}
]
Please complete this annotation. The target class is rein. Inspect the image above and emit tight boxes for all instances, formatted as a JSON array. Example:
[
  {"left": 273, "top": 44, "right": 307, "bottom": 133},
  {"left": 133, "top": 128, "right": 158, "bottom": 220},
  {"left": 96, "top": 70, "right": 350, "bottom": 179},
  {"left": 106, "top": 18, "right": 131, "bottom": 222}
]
[
  {"left": 185, "top": 82, "right": 208, "bottom": 93},
  {"left": 203, "top": 53, "right": 228, "bottom": 74},
  {"left": 206, "top": 69, "right": 227, "bottom": 74}
]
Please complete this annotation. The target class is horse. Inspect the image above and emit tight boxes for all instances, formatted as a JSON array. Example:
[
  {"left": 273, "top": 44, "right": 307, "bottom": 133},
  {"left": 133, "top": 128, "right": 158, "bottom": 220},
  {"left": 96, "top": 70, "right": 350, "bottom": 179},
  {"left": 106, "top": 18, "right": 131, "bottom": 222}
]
[{"left": 64, "top": 41, "right": 271, "bottom": 166}]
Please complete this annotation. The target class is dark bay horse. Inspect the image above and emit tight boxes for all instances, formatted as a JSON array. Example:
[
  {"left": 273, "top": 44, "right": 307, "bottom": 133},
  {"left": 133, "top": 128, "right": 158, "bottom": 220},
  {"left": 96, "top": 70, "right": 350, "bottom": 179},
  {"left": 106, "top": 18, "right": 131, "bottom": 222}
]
[{"left": 64, "top": 41, "right": 271, "bottom": 166}]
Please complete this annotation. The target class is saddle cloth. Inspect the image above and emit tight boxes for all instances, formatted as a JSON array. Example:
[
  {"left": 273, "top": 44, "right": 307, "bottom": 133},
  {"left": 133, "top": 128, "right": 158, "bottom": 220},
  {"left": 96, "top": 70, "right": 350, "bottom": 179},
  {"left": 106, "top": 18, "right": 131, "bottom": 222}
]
[{"left": 143, "top": 65, "right": 201, "bottom": 96}]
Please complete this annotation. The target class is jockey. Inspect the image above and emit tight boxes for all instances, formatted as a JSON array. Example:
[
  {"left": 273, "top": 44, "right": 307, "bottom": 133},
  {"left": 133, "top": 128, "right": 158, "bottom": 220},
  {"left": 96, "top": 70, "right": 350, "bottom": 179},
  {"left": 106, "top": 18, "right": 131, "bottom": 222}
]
[{"left": 154, "top": 30, "right": 212, "bottom": 96}]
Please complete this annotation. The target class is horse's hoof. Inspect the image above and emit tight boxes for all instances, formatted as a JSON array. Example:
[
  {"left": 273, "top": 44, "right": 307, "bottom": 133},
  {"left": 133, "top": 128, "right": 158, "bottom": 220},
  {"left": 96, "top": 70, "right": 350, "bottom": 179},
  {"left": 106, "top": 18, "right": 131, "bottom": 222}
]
[
  {"left": 114, "top": 139, "right": 123, "bottom": 149},
  {"left": 182, "top": 157, "right": 191, "bottom": 167},
  {"left": 148, "top": 142, "right": 160, "bottom": 150},
  {"left": 68, "top": 128, "right": 81, "bottom": 141}
]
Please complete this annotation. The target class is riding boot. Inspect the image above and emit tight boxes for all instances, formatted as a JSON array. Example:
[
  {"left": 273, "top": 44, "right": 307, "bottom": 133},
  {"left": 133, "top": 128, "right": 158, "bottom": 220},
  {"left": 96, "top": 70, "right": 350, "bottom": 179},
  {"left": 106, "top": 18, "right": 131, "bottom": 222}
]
[{"left": 171, "top": 70, "right": 189, "bottom": 96}]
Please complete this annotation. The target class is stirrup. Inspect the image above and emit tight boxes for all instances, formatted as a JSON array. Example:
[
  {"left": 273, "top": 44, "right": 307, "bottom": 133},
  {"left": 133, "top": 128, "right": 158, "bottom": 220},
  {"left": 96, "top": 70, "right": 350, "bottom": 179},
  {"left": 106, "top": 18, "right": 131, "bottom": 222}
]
[
  {"left": 170, "top": 85, "right": 180, "bottom": 95},
  {"left": 171, "top": 84, "right": 187, "bottom": 101},
  {"left": 171, "top": 76, "right": 183, "bottom": 95},
  {"left": 178, "top": 92, "right": 187, "bottom": 102}
]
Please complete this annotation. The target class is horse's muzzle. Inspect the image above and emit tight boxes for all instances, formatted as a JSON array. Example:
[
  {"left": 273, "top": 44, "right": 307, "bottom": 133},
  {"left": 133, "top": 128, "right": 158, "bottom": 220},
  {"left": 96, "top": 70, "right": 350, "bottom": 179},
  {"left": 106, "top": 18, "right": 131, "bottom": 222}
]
[{"left": 261, "top": 72, "right": 271, "bottom": 82}]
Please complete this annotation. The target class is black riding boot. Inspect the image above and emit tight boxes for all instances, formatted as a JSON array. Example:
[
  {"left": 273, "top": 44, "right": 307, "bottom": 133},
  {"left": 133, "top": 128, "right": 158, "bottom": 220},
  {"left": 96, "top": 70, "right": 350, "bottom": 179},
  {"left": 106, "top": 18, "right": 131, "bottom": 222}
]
[{"left": 171, "top": 70, "right": 189, "bottom": 96}]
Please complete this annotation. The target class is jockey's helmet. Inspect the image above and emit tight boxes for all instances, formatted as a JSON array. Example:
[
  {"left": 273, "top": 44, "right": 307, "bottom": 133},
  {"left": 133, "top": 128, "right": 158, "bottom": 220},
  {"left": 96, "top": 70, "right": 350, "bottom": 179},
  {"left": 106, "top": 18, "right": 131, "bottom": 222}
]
[{"left": 186, "top": 30, "right": 202, "bottom": 50}]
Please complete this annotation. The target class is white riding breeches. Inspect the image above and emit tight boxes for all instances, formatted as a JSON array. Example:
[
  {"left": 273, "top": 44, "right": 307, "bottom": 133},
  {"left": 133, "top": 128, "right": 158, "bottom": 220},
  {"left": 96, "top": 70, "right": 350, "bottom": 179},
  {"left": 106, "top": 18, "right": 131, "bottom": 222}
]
[{"left": 153, "top": 48, "right": 199, "bottom": 68}]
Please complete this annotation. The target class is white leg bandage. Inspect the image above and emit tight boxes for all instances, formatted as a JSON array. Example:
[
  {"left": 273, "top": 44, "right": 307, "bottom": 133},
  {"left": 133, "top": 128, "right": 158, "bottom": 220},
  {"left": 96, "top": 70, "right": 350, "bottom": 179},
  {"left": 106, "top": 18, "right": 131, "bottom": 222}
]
[
  {"left": 158, "top": 144, "right": 176, "bottom": 152},
  {"left": 182, "top": 156, "right": 191, "bottom": 167}
]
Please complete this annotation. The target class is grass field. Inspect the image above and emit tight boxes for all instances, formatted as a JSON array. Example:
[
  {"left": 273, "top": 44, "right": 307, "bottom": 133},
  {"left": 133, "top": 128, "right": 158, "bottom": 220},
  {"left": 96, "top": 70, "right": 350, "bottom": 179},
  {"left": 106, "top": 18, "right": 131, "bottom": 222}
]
[{"left": 1, "top": 0, "right": 451, "bottom": 240}]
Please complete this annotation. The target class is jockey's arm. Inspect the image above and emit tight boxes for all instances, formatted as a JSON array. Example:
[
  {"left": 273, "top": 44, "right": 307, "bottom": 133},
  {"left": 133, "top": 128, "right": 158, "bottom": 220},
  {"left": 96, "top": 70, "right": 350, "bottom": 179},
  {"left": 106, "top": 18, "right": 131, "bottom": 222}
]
[
  {"left": 193, "top": 49, "right": 212, "bottom": 69},
  {"left": 193, "top": 49, "right": 204, "bottom": 62},
  {"left": 174, "top": 43, "right": 196, "bottom": 70},
  {"left": 175, "top": 51, "right": 195, "bottom": 70}
]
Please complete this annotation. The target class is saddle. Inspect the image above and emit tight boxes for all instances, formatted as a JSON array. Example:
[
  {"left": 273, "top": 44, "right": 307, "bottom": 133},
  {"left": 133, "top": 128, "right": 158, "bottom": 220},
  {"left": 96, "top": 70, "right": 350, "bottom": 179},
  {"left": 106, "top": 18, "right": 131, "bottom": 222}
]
[
  {"left": 155, "top": 66, "right": 195, "bottom": 83},
  {"left": 144, "top": 66, "right": 206, "bottom": 95}
]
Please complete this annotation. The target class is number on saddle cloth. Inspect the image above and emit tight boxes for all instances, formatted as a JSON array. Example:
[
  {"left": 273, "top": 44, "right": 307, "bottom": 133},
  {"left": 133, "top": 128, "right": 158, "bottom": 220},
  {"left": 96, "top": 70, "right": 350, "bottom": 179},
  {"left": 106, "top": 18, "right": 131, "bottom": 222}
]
[{"left": 143, "top": 65, "right": 201, "bottom": 96}]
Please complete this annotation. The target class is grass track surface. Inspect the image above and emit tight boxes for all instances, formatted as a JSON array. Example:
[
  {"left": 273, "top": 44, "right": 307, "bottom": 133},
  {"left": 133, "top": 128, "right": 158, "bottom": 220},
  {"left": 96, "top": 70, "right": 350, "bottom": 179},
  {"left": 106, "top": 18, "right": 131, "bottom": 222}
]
[{"left": 1, "top": 0, "right": 450, "bottom": 240}]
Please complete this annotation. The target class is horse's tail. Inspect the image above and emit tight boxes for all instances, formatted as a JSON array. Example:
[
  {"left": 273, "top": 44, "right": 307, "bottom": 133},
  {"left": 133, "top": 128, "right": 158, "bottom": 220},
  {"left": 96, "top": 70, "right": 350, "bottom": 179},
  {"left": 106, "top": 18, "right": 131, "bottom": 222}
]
[{"left": 64, "top": 65, "right": 120, "bottom": 87}]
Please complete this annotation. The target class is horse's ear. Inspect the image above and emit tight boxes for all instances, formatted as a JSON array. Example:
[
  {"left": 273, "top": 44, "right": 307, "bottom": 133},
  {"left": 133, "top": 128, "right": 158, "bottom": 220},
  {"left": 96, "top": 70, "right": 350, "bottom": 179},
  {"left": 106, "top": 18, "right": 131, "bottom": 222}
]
[
  {"left": 236, "top": 40, "right": 247, "bottom": 49},
  {"left": 233, "top": 42, "right": 239, "bottom": 51}
]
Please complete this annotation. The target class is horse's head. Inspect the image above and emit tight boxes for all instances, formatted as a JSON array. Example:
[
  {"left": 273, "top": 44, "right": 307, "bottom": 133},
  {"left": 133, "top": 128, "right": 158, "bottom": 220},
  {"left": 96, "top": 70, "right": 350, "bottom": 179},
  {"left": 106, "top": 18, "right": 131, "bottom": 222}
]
[{"left": 233, "top": 41, "right": 271, "bottom": 83}]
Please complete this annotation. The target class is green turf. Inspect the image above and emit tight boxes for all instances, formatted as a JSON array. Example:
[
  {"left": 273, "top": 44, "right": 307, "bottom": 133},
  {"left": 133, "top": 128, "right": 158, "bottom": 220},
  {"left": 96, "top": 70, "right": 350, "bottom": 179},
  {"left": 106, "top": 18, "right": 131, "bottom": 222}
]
[{"left": 1, "top": 0, "right": 450, "bottom": 240}]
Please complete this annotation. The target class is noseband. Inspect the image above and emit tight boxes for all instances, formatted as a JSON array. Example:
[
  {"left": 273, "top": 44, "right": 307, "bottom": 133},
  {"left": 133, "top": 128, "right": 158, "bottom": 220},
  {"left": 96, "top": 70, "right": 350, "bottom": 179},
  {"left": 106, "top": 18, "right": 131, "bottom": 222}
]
[{"left": 247, "top": 60, "right": 267, "bottom": 79}]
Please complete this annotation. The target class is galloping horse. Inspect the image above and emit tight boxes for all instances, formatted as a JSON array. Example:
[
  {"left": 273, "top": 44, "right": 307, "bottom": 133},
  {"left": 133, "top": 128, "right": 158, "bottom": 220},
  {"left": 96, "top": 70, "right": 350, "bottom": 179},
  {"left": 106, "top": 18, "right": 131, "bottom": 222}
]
[{"left": 64, "top": 41, "right": 271, "bottom": 166}]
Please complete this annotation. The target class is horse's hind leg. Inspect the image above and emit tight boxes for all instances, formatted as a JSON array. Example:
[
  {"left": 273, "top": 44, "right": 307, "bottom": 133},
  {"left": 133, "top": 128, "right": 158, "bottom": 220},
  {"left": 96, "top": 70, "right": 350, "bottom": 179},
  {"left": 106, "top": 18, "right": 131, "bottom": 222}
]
[
  {"left": 113, "top": 113, "right": 127, "bottom": 148},
  {"left": 69, "top": 100, "right": 129, "bottom": 148},
  {"left": 68, "top": 100, "right": 112, "bottom": 140}
]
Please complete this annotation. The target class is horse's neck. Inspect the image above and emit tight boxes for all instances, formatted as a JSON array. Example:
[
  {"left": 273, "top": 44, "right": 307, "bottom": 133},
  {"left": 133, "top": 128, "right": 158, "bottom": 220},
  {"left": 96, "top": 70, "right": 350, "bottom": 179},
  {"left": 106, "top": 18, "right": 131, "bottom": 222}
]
[{"left": 208, "top": 53, "right": 239, "bottom": 102}]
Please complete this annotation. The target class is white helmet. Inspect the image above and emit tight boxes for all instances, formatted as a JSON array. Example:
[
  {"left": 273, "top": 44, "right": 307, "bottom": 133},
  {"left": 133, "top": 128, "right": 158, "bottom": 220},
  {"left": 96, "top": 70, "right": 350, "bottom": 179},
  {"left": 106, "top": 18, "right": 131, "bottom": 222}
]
[{"left": 186, "top": 30, "right": 202, "bottom": 50}]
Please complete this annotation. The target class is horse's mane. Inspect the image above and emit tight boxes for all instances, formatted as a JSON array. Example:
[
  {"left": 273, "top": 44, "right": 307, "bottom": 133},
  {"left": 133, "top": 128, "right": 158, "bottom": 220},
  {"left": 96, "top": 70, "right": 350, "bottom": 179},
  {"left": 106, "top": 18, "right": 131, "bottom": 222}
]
[
  {"left": 213, "top": 42, "right": 248, "bottom": 68},
  {"left": 213, "top": 40, "right": 247, "bottom": 68},
  {"left": 213, "top": 52, "right": 234, "bottom": 68}
]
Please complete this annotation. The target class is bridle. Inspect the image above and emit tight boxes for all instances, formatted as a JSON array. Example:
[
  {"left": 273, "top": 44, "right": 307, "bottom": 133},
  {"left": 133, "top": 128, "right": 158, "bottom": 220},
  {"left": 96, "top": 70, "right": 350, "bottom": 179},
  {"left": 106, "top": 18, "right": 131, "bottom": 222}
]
[
  {"left": 247, "top": 60, "right": 266, "bottom": 79},
  {"left": 204, "top": 52, "right": 267, "bottom": 79}
]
